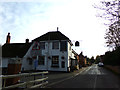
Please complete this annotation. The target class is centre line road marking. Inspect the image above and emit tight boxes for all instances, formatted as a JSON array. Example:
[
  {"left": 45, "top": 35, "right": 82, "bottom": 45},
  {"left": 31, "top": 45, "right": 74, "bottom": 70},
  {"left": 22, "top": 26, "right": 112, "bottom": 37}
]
[
  {"left": 93, "top": 65, "right": 98, "bottom": 89},
  {"left": 94, "top": 75, "right": 97, "bottom": 89}
]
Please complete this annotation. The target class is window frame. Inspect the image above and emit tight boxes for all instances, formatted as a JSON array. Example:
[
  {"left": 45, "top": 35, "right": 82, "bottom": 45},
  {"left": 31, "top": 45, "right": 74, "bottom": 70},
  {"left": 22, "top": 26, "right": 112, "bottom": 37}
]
[
  {"left": 60, "top": 41, "right": 67, "bottom": 51},
  {"left": 61, "top": 61, "right": 65, "bottom": 68},
  {"left": 38, "top": 56, "right": 45, "bottom": 65},
  {"left": 29, "top": 59, "right": 33, "bottom": 65},
  {"left": 52, "top": 41, "right": 59, "bottom": 49},
  {"left": 39, "top": 42, "right": 45, "bottom": 50},
  {"left": 51, "top": 56, "right": 59, "bottom": 67}
]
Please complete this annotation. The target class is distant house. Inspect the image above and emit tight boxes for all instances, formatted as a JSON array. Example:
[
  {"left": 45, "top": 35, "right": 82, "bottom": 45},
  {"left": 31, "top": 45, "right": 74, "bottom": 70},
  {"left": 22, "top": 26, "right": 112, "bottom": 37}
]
[
  {"left": 22, "top": 31, "right": 73, "bottom": 72},
  {"left": 70, "top": 49, "right": 79, "bottom": 70},
  {"left": 79, "top": 52, "right": 87, "bottom": 67},
  {"left": 2, "top": 34, "right": 31, "bottom": 73}
]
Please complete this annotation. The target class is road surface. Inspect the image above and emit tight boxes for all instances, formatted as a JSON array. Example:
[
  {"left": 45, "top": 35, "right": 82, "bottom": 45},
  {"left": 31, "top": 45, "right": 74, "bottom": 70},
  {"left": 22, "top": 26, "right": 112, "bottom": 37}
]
[{"left": 46, "top": 64, "right": 120, "bottom": 89}]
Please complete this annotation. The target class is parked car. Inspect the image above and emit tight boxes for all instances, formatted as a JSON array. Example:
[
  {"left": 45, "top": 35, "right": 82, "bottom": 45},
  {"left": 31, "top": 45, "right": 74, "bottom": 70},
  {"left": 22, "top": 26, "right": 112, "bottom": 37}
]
[{"left": 98, "top": 62, "right": 104, "bottom": 67}]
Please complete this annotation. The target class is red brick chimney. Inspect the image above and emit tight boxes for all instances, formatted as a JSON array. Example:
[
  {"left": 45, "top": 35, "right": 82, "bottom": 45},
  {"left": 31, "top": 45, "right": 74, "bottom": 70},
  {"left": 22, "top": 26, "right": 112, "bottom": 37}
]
[{"left": 6, "top": 32, "right": 11, "bottom": 44}]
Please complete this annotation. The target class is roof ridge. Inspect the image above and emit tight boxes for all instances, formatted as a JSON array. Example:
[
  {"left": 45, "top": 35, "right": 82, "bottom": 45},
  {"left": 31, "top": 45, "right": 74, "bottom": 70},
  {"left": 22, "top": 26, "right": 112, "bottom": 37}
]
[{"left": 32, "top": 31, "right": 70, "bottom": 42}]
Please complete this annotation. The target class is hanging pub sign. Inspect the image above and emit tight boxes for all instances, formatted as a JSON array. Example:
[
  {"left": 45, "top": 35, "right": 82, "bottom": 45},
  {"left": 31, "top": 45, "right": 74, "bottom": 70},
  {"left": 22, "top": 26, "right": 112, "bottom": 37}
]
[
  {"left": 32, "top": 41, "right": 40, "bottom": 50},
  {"left": 75, "top": 41, "right": 80, "bottom": 46}
]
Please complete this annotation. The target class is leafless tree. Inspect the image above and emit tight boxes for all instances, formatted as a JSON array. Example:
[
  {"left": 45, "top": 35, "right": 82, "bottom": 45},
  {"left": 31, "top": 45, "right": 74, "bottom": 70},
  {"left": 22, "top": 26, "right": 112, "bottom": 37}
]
[
  {"left": 94, "top": 0, "right": 120, "bottom": 49},
  {"left": 105, "top": 21, "right": 120, "bottom": 49}
]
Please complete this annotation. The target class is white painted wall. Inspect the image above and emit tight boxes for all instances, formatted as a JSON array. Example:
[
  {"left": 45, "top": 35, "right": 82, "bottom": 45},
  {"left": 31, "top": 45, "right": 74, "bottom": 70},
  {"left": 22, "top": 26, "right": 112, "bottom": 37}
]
[
  {"left": 67, "top": 42, "right": 72, "bottom": 67},
  {"left": 2, "top": 58, "right": 10, "bottom": 68},
  {"left": 71, "top": 52, "right": 75, "bottom": 59},
  {"left": 21, "top": 43, "right": 34, "bottom": 71},
  {"left": 22, "top": 40, "right": 73, "bottom": 72}
]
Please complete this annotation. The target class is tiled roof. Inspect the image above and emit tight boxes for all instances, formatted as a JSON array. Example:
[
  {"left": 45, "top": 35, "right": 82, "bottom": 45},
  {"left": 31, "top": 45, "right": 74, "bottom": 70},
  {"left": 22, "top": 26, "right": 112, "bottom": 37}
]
[
  {"left": 2, "top": 31, "right": 72, "bottom": 58},
  {"left": 2, "top": 43, "right": 32, "bottom": 58},
  {"left": 32, "top": 31, "right": 70, "bottom": 41}
]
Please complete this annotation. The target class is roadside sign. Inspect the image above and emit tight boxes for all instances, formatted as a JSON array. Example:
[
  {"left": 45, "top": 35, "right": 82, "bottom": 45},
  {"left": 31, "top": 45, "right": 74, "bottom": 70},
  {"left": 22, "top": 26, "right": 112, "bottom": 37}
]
[
  {"left": 32, "top": 42, "right": 40, "bottom": 50},
  {"left": 75, "top": 41, "right": 80, "bottom": 46},
  {"left": 34, "top": 59, "right": 38, "bottom": 69}
]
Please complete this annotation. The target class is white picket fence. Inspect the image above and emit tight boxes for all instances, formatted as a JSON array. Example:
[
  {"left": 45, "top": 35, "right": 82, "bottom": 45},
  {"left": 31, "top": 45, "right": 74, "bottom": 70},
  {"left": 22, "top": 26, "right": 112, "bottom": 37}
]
[{"left": 1, "top": 71, "right": 48, "bottom": 89}]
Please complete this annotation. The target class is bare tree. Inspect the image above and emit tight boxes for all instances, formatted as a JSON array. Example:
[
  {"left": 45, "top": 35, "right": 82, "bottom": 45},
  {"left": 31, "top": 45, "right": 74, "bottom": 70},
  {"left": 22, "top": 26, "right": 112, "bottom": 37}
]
[
  {"left": 94, "top": 0, "right": 120, "bottom": 49},
  {"left": 105, "top": 21, "right": 120, "bottom": 49}
]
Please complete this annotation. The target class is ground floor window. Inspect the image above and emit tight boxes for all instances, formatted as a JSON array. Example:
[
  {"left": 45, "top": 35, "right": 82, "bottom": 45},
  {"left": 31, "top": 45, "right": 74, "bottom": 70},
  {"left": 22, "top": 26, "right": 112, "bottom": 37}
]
[
  {"left": 61, "top": 61, "right": 65, "bottom": 68},
  {"left": 52, "top": 56, "right": 59, "bottom": 67},
  {"left": 29, "top": 59, "right": 32, "bottom": 65},
  {"left": 38, "top": 56, "right": 45, "bottom": 65}
]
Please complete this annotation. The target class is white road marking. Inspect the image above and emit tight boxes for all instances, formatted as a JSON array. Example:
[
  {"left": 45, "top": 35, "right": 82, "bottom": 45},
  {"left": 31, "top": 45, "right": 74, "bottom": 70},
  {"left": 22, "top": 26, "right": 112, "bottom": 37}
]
[
  {"left": 86, "top": 64, "right": 105, "bottom": 75},
  {"left": 47, "top": 65, "right": 102, "bottom": 87},
  {"left": 94, "top": 75, "right": 97, "bottom": 89},
  {"left": 74, "top": 73, "right": 79, "bottom": 76}
]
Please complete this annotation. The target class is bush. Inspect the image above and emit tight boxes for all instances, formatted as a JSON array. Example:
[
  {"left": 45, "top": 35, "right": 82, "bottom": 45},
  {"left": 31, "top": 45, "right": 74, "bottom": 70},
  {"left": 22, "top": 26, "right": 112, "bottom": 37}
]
[{"left": 103, "top": 47, "right": 120, "bottom": 66}]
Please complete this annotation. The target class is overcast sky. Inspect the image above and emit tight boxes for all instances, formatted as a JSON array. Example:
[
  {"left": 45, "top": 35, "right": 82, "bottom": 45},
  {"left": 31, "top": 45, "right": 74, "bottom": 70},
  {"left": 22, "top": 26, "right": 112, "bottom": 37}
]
[{"left": 0, "top": 0, "right": 109, "bottom": 58}]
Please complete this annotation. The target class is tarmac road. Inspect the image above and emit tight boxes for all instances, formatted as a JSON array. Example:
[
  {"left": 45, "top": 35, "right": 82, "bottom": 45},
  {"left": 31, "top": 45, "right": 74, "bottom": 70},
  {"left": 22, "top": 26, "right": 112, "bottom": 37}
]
[{"left": 46, "top": 64, "right": 120, "bottom": 89}]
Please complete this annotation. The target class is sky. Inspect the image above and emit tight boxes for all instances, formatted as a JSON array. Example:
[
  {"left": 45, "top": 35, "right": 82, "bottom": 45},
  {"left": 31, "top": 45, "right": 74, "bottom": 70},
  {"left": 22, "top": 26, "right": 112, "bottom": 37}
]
[{"left": 0, "top": 0, "right": 109, "bottom": 58}]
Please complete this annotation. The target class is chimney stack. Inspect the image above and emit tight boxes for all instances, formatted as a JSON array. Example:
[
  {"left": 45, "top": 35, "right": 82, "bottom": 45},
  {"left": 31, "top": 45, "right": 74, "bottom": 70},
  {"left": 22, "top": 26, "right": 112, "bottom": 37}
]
[
  {"left": 26, "top": 39, "right": 29, "bottom": 43},
  {"left": 6, "top": 32, "right": 11, "bottom": 44},
  {"left": 57, "top": 27, "right": 59, "bottom": 31}
]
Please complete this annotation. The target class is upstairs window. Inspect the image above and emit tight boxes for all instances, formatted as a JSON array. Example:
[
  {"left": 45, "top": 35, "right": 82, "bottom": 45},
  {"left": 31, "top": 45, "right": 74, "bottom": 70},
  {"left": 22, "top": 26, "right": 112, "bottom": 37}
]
[
  {"left": 60, "top": 41, "right": 67, "bottom": 51},
  {"left": 40, "top": 42, "right": 45, "bottom": 49},
  {"left": 52, "top": 41, "right": 59, "bottom": 49}
]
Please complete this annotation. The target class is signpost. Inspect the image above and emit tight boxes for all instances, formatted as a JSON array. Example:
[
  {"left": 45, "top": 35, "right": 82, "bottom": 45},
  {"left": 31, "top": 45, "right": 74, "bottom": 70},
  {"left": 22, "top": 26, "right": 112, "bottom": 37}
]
[
  {"left": 34, "top": 56, "right": 38, "bottom": 70},
  {"left": 33, "top": 56, "right": 38, "bottom": 85},
  {"left": 34, "top": 59, "right": 38, "bottom": 70}
]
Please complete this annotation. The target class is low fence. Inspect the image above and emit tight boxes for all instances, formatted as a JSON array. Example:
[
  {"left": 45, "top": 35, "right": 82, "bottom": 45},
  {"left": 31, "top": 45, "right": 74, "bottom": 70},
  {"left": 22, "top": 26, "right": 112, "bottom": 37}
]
[{"left": 1, "top": 71, "right": 48, "bottom": 89}]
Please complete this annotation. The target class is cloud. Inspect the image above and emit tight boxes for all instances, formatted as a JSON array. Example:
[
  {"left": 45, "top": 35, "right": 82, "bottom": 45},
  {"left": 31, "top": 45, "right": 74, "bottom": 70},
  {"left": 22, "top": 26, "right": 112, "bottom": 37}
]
[
  {"left": 0, "top": 0, "right": 108, "bottom": 57},
  {"left": 0, "top": 2, "right": 51, "bottom": 44}
]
